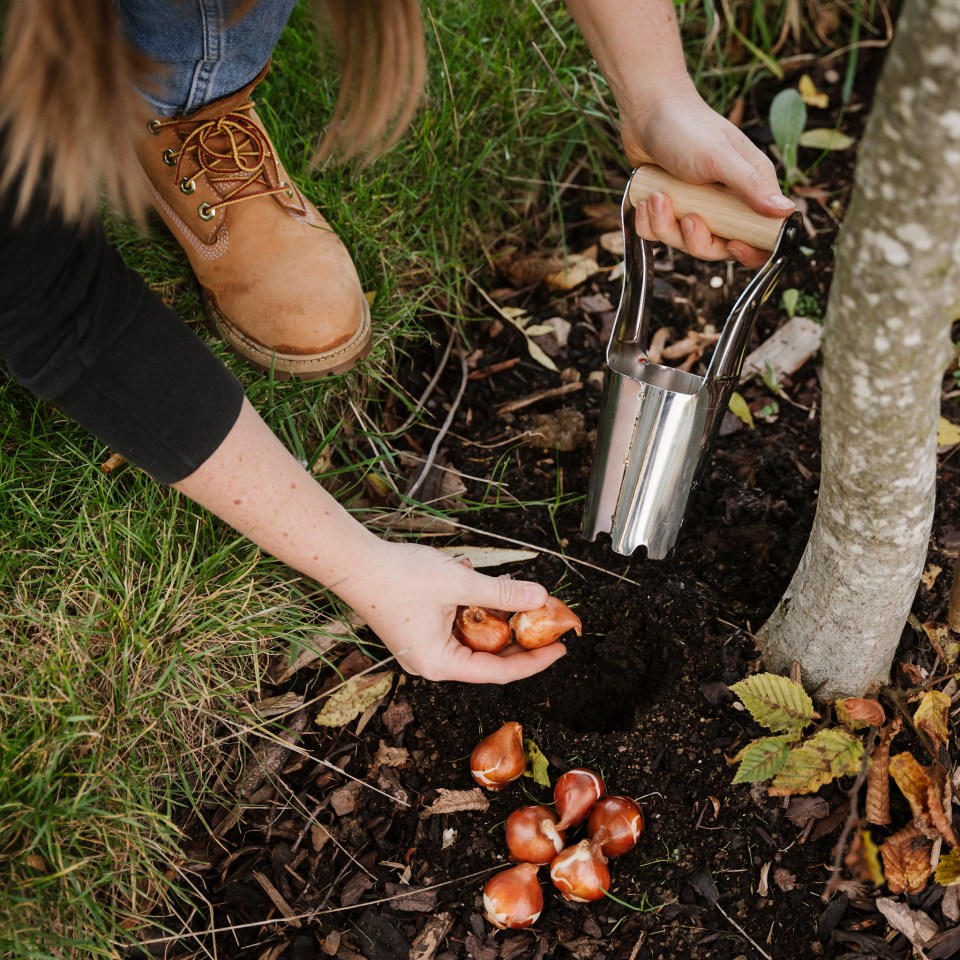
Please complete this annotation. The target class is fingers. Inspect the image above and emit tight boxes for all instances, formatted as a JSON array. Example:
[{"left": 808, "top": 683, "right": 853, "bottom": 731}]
[
  {"left": 462, "top": 571, "right": 548, "bottom": 613},
  {"left": 717, "top": 138, "right": 794, "bottom": 217},
  {"left": 439, "top": 639, "right": 567, "bottom": 684},
  {"left": 635, "top": 193, "right": 772, "bottom": 267}
]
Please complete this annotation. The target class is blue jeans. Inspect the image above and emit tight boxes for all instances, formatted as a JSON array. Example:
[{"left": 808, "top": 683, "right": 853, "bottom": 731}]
[{"left": 117, "top": 0, "right": 298, "bottom": 116}]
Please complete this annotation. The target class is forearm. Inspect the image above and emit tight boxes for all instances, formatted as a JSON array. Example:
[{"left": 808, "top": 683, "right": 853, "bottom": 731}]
[
  {"left": 173, "top": 397, "right": 380, "bottom": 599},
  {"left": 563, "top": 0, "right": 695, "bottom": 121}
]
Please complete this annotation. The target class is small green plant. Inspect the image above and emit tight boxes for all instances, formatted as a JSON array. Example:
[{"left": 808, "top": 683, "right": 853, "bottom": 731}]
[
  {"left": 769, "top": 89, "right": 807, "bottom": 189},
  {"left": 729, "top": 673, "right": 865, "bottom": 795}
]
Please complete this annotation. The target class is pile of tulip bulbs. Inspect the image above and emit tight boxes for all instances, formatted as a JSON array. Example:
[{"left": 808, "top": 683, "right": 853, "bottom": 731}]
[
  {"left": 470, "top": 721, "right": 645, "bottom": 930},
  {"left": 453, "top": 596, "right": 582, "bottom": 653}
]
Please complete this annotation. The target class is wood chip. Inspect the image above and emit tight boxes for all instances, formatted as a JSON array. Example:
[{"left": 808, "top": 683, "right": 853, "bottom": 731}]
[
  {"left": 330, "top": 781, "right": 364, "bottom": 816},
  {"left": 741, "top": 315, "right": 823, "bottom": 382},
  {"left": 409, "top": 911, "right": 454, "bottom": 960},
  {"left": 383, "top": 882, "right": 439, "bottom": 913},
  {"left": 382, "top": 699, "right": 415, "bottom": 738},
  {"left": 241, "top": 709, "right": 309, "bottom": 800},
  {"left": 253, "top": 870, "right": 300, "bottom": 926},
  {"left": 875, "top": 898, "right": 938, "bottom": 951}
]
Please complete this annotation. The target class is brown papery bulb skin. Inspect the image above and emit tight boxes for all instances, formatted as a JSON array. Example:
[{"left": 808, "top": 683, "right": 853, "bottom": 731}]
[
  {"left": 483, "top": 862, "right": 543, "bottom": 929},
  {"left": 470, "top": 721, "right": 526, "bottom": 790},
  {"left": 505, "top": 805, "right": 567, "bottom": 864},
  {"left": 454, "top": 606, "right": 512, "bottom": 653},
  {"left": 549, "top": 839, "right": 611, "bottom": 903},
  {"left": 509, "top": 596, "right": 582, "bottom": 650},
  {"left": 587, "top": 796, "right": 645, "bottom": 858},
  {"left": 553, "top": 767, "right": 605, "bottom": 830}
]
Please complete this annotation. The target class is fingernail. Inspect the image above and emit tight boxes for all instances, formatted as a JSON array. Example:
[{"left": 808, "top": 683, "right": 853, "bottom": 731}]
[
  {"left": 680, "top": 217, "right": 694, "bottom": 237},
  {"left": 649, "top": 191, "right": 664, "bottom": 215},
  {"left": 522, "top": 584, "right": 548, "bottom": 606},
  {"left": 768, "top": 194, "right": 794, "bottom": 211}
]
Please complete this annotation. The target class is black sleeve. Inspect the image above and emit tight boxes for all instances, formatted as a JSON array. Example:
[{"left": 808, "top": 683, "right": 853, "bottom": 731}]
[{"left": 0, "top": 181, "right": 245, "bottom": 485}]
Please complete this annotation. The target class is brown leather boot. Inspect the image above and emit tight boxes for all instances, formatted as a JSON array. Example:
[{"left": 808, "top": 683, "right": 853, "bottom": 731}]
[{"left": 135, "top": 71, "right": 371, "bottom": 379}]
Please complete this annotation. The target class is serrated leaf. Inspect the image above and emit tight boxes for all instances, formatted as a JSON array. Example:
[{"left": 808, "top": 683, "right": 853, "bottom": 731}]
[
  {"left": 879, "top": 823, "right": 933, "bottom": 894},
  {"left": 913, "top": 690, "right": 951, "bottom": 749},
  {"left": 732, "top": 736, "right": 792, "bottom": 783},
  {"left": 836, "top": 697, "right": 886, "bottom": 730},
  {"left": 768, "top": 729, "right": 864, "bottom": 796},
  {"left": 729, "top": 673, "right": 815, "bottom": 734},
  {"left": 437, "top": 545, "right": 539, "bottom": 568},
  {"left": 526, "top": 337, "right": 559, "bottom": 373},
  {"left": 522, "top": 738, "right": 551, "bottom": 788},
  {"left": 728, "top": 391, "right": 755, "bottom": 429},
  {"left": 866, "top": 718, "right": 902, "bottom": 826},
  {"left": 315, "top": 672, "right": 394, "bottom": 727},
  {"left": 844, "top": 829, "right": 885, "bottom": 887},
  {"left": 422, "top": 788, "right": 490, "bottom": 817},
  {"left": 935, "top": 848, "right": 960, "bottom": 887},
  {"left": 937, "top": 416, "right": 960, "bottom": 447},
  {"left": 799, "top": 127, "right": 855, "bottom": 151}
]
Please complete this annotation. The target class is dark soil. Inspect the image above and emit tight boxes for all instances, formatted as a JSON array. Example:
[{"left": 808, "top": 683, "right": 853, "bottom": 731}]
[{"left": 144, "top": 25, "right": 960, "bottom": 960}]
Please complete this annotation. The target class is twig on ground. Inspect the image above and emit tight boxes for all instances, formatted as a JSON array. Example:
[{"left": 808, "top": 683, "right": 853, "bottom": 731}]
[
  {"left": 713, "top": 901, "right": 773, "bottom": 960},
  {"left": 822, "top": 735, "right": 873, "bottom": 899}
]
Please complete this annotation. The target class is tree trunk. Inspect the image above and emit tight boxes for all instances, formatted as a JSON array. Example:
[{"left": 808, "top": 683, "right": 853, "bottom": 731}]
[{"left": 758, "top": 0, "right": 960, "bottom": 700}]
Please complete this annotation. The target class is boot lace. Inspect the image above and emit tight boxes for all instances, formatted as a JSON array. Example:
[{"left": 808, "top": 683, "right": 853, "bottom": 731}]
[{"left": 153, "top": 101, "right": 293, "bottom": 218}]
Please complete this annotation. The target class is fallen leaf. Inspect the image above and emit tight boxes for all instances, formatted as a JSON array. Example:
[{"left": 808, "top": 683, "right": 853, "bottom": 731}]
[
  {"left": 598, "top": 231, "right": 624, "bottom": 256},
  {"left": 784, "top": 795, "right": 830, "bottom": 827},
  {"left": 729, "top": 672, "right": 816, "bottom": 734},
  {"left": 798, "top": 74, "right": 829, "bottom": 108},
  {"left": 728, "top": 392, "right": 755, "bottom": 429},
  {"left": 100, "top": 452, "right": 127, "bottom": 473},
  {"left": 844, "top": 829, "right": 885, "bottom": 887},
  {"left": 370, "top": 742, "right": 410, "bottom": 775},
  {"left": 382, "top": 699, "right": 414, "bottom": 738},
  {"left": 502, "top": 253, "right": 565, "bottom": 287},
  {"left": 330, "top": 781, "right": 363, "bottom": 816},
  {"left": 522, "top": 738, "right": 551, "bottom": 788},
  {"left": 732, "top": 735, "right": 792, "bottom": 783},
  {"left": 875, "top": 898, "right": 939, "bottom": 951},
  {"left": 938, "top": 416, "right": 960, "bottom": 448},
  {"left": 526, "top": 337, "right": 560, "bottom": 373},
  {"left": 799, "top": 128, "right": 855, "bottom": 151},
  {"left": 422, "top": 787, "right": 490, "bottom": 817},
  {"left": 315, "top": 671, "right": 395, "bottom": 727},
  {"left": 835, "top": 697, "right": 886, "bottom": 729},
  {"left": 921, "top": 564, "right": 943, "bottom": 589},
  {"left": 927, "top": 775, "right": 958, "bottom": 846},
  {"left": 866, "top": 717, "right": 902, "bottom": 826},
  {"left": 545, "top": 252, "right": 600, "bottom": 291},
  {"left": 436, "top": 546, "right": 539, "bottom": 568},
  {"left": 913, "top": 690, "right": 951, "bottom": 750},
  {"left": 879, "top": 822, "right": 933, "bottom": 894},
  {"left": 768, "top": 728, "right": 864, "bottom": 796},
  {"left": 383, "top": 882, "right": 439, "bottom": 913}
]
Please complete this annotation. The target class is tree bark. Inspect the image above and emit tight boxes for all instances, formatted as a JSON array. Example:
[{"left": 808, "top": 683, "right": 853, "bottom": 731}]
[{"left": 758, "top": 0, "right": 960, "bottom": 700}]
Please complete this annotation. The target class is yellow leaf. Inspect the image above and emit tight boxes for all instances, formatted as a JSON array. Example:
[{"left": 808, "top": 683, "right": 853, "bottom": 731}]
[
  {"left": 315, "top": 672, "right": 395, "bottom": 727},
  {"left": 728, "top": 391, "right": 755, "bottom": 429},
  {"left": 935, "top": 847, "right": 960, "bottom": 887},
  {"left": 920, "top": 564, "right": 942, "bottom": 589},
  {"left": 913, "top": 691, "right": 951, "bottom": 749},
  {"left": 938, "top": 416, "right": 960, "bottom": 448},
  {"left": 844, "top": 829, "right": 885, "bottom": 887},
  {"left": 799, "top": 128, "right": 855, "bottom": 151},
  {"left": 798, "top": 74, "right": 829, "bottom": 108},
  {"left": 889, "top": 752, "right": 933, "bottom": 822},
  {"left": 768, "top": 728, "right": 863, "bottom": 796},
  {"left": 522, "top": 738, "right": 551, "bottom": 788}
]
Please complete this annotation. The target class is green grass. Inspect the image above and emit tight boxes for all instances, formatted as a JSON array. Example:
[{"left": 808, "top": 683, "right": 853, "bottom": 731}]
[{"left": 0, "top": 1, "right": 882, "bottom": 955}]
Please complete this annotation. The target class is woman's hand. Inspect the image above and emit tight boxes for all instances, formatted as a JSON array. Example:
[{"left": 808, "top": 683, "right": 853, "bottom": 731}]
[
  {"left": 621, "top": 89, "right": 794, "bottom": 267},
  {"left": 338, "top": 539, "right": 567, "bottom": 684}
]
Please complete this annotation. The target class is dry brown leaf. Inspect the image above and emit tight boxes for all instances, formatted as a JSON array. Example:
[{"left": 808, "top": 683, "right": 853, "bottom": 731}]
[
  {"left": 421, "top": 787, "right": 490, "bottom": 817},
  {"left": 879, "top": 822, "right": 934, "bottom": 894},
  {"left": 835, "top": 697, "right": 886, "bottom": 729},
  {"left": 927, "top": 773, "right": 958, "bottom": 847},
  {"left": 890, "top": 752, "right": 934, "bottom": 823},
  {"left": 921, "top": 564, "right": 943, "bottom": 590},
  {"left": 598, "top": 230, "right": 625, "bottom": 256},
  {"left": 581, "top": 201, "right": 621, "bottom": 231},
  {"left": 369, "top": 741, "right": 410, "bottom": 775},
  {"left": 784, "top": 795, "right": 830, "bottom": 827},
  {"left": 503, "top": 253, "right": 565, "bottom": 288},
  {"left": 100, "top": 452, "right": 127, "bottom": 473},
  {"left": 545, "top": 252, "right": 600, "bottom": 291},
  {"left": 844, "top": 829, "right": 885, "bottom": 887},
  {"left": 865, "top": 717, "right": 902, "bottom": 826}
]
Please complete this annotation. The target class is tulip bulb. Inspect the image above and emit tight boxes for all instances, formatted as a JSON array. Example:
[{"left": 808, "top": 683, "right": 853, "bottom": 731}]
[
  {"left": 510, "top": 596, "right": 582, "bottom": 649},
  {"left": 587, "top": 796, "right": 644, "bottom": 858},
  {"left": 455, "top": 606, "right": 512, "bottom": 653},
  {"left": 505, "top": 805, "right": 566, "bottom": 864},
  {"left": 483, "top": 862, "right": 543, "bottom": 929},
  {"left": 470, "top": 721, "right": 526, "bottom": 790},
  {"left": 549, "top": 840, "right": 610, "bottom": 903},
  {"left": 553, "top": 767, "right": 605, "bottom": 829}
]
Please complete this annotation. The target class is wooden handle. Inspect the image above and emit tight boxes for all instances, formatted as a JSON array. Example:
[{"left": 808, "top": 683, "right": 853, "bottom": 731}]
[{"left": 628, "top": 164, "right": 785, "bottom": 252}]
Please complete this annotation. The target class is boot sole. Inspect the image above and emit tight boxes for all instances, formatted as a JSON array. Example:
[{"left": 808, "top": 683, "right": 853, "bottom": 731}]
[{"left": 203, "top": 293, "right": 372, "bottom": 380}]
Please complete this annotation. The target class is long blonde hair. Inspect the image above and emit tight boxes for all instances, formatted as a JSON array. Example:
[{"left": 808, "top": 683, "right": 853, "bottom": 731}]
[{"left": 0, "top": 0, "right": 426, "bottom": 222}]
